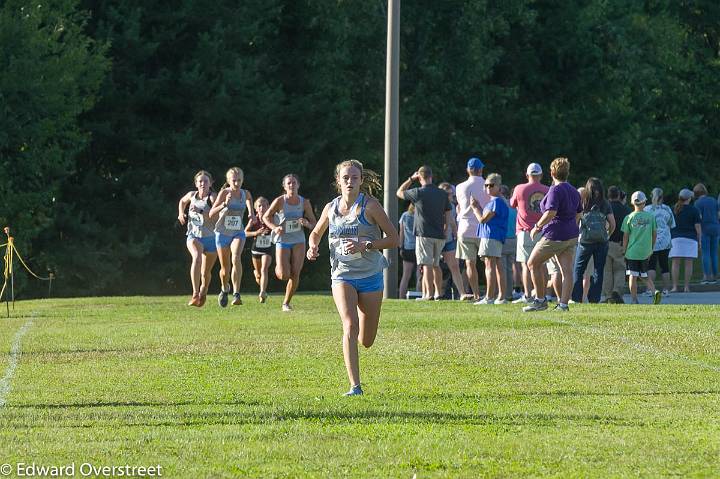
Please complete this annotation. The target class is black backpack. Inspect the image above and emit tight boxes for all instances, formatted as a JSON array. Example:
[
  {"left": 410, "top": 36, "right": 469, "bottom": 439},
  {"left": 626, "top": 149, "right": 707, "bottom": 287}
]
[{"left": 580, "top": 205, "right": 608, "bottom": 243}]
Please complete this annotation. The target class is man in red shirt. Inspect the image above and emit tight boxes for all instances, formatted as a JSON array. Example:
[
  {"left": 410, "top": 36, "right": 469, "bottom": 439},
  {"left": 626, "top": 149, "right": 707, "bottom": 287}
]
[{"left": 510, "top": 163, "right": 550, "bottom": 302}]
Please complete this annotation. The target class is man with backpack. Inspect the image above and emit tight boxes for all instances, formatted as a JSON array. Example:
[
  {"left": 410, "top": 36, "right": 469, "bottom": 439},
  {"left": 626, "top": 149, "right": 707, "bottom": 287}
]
[{"left": 571, "top": 178, "right": 616, "bottom": 303}]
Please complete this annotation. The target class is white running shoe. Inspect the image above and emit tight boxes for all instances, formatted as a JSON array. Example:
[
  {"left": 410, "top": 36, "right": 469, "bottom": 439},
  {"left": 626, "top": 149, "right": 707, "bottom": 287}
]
[
  {"left": 282, "top": 303, "right": 293, "bottom": 312},
  {"left": 495, "top": 299, "right": 509, "bottom": 305},
  {"left": 512, "top": 295, "right": 531, "bottom": 304},
  {"left": 473, "top": 297, "right": 494, "bottom": 305}
]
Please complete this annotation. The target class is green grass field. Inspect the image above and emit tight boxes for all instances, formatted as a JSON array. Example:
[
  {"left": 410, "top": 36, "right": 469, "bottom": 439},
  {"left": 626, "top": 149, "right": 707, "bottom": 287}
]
[{"left": 0, "top": 295, "right": 719, "bottom": 477}]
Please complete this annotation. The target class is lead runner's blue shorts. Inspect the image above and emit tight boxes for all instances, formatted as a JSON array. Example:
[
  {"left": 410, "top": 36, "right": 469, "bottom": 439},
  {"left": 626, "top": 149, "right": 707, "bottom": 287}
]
[
  {"left": 215, "top": 231, "right": 246, "bottom": 249},
  {"left": 331, "top": 271, "right": 384, "bottom": 293},
  {"left": 187, "top": 234, "right": 217, "bottom": 253}
]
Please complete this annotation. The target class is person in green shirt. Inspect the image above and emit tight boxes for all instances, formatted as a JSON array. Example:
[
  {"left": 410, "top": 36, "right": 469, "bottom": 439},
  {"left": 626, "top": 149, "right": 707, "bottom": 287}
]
[{"left": 621, "top": 191, "right": 661, "bottom": 304}]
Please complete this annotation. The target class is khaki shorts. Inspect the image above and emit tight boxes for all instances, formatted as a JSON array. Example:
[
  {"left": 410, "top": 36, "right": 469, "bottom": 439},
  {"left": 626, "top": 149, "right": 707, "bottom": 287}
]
[
  {"left": 502, "top": 237, "right": 517, "bottom": 256},
  {"left": 516, "top": 230, "right": 540, "bottom": 263},
  {"left": 532, "top": 237, "right": 577, "bottom": 274},
  {"left": 457, "top": 237, "right": 481, "bottom": 261},
  {"left": 416, "top": 237, "right": 446, "bottom": 266},
  {"left": 546, "top": 256, "right": 560, "bottom": 275},
  {"left": 478, "top": 238, "right": 503, "bottom": 258}
]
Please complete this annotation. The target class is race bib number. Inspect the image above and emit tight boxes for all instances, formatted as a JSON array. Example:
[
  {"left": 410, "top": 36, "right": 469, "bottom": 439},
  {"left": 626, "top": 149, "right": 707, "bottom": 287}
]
[
  {"left": 285, "top": 219, "right": 302, "bottom": 234},
  {"left": 256, "top": 234, "right": 272, "bottom": 248},
  {"left": 336, "top": 238, "right": 361, "bottom": 262},
  {"left": 224, "top": 215, "right": 243, "bottom": 230},
  {"left": 189, "top": 211, "right": 204, "bottom": 226}
]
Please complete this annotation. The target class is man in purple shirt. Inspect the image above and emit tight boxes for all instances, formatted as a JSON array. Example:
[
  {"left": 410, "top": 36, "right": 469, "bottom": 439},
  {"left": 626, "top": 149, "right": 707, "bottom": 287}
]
[{"left": 523, "top": 158, "right": 582, "bottom": 312}]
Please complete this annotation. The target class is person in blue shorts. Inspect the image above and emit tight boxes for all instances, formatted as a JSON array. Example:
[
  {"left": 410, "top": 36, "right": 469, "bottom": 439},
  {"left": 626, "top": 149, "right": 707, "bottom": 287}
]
[
  {"left": 177, "top": 170, "right": 218, "bottom": 307},
  {"left": 307, "top": 159, "right": 399, "bottom": 396},
  {"left": 263, "top": 174, "right": 317, "bottom": 312},
  {"left": 210, "top": 167, "right": 254, "bottom": 307}
]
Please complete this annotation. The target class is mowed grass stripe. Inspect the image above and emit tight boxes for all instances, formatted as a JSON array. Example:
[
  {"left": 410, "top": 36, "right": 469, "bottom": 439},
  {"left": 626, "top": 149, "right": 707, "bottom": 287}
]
[{"left": 0, "top": 296, "right": 718, "bottom": 477}]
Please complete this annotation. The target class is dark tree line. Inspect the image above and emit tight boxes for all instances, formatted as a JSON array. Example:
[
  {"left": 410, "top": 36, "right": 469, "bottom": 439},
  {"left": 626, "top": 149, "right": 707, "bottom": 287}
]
[{"left": 1, "top": 0, "right": 718, "bottom": 297}]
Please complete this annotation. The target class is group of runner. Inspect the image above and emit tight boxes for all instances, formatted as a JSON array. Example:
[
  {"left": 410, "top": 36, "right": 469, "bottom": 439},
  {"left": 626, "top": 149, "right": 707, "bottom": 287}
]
[
  {"left": 178, "top": 168, "right": 317, "bottom": 312},
  {"left": 178, "top": 161, "right": 399, "bottom": 396}
]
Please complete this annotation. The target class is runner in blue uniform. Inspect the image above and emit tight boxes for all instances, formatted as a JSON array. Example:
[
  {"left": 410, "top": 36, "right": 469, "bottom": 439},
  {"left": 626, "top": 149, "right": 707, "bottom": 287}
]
[
  {"left": 263, "top": 174, "right": 317, "bottom": 312},
  {"left": 177, "top": 170, "right": 218, "bottom": 307},
  {"left": 210, "top": 167, "right": 254, "bottom": 307},
  {"left": 307, "top": 160, "right": 399, "bottom": 396}
]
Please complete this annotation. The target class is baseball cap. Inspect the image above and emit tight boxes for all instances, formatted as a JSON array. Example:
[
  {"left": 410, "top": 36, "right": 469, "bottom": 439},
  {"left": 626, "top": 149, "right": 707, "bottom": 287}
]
[
  {"left": 631, "top": 191, "right": 647, "bottom": 205},
  {"left": 526, "top": 163, "right": 542, "bottom": 175},
  {"left": 678, "top": 188, "right": 693, "bottom": 200},
  {"left": 467, "top": 157, "right": 484, "bottom": 170}
]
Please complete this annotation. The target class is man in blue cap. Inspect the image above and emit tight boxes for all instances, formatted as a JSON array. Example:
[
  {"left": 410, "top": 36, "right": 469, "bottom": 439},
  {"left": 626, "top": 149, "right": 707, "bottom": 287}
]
[{"left": 455, "top": 157, "right": 490, "bottom": 300}]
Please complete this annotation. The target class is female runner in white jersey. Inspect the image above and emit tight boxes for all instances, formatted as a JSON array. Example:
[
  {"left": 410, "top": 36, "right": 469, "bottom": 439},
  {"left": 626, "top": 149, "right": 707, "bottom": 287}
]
[
  {"left": 263, "top": 174, "right": 317, "bottom": 312},
  {"left": 210, "top": 167, "right": 254, "bottom": 307},
  {"left": 177, "top": 170, "right": 218, "bottom": 306},
  {"left": 307, "top": 160, "right": 399, "bottom": 396}
]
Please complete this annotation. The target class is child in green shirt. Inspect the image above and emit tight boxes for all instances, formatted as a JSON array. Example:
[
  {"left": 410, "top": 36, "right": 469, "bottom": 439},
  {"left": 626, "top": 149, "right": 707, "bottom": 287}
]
[{"left": 621, "top": 191, "right": 660, "bottom": 304}]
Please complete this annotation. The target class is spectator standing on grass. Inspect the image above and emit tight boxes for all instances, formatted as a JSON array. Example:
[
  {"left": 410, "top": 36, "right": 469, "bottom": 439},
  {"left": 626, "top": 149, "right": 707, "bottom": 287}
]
[
  {"left": 500, "top": 185, "right": 519, "bottom": 300},
  {"left": 398, "top": 203, "right": 421, "bottom": 299},
  {"left": 622, "top": 191, "right": 661, "bottom": 305},
  {"left": 669, "top": 189, "right": 702, "bottom": 292},
  {"left": 396, "top": 165, "right": 452, "bottom": 300},
  {"left": 644, "top": 188, "right": 675, "bottom": 295},
  {"left": 510, "top": 163, "right": 550, "bottom": 304},
  {"left": 693, "top": 183, "right": 719, "bottom": 284},
  {"left": 523, "top": 158, "right": 582, "bottom": 313},
  {"left": 602, "top": 186, "right": 631, "bottom": 303},
  {"left": 455, "top": 158, "right": 490, "bottom": 300},
  {"left": 439, "top": 182, "right": 465, "bottom": 300},
  {"left": 471, "top": 173, "right": 509, "bottom": 304},
  {"left": 571, "top": 178, "right": 615, "bottom": 303}
]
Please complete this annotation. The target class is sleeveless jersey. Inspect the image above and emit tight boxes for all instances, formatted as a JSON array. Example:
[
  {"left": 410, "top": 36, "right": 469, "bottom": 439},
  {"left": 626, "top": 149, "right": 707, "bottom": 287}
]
[
  {"left": 328, "top": 193, "right": 388, "bottom": 280},
  {"left": 215, "top": 189, "right": 247, "bottom": 236},
  {"left": 275, "top": 195, "right": 306, "bottom": 245},
  {"left": 187, "top": 192, "right": 214, "bottom": 238}
]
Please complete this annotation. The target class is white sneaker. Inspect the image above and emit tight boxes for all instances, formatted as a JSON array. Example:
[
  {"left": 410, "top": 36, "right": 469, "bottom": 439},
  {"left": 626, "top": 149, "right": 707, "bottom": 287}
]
[
  {"left": 282, "top": 303, "right": 293, "bottom": 312},
  {"left": 495, "top": 299, "right": 509, "bottom": 305},
  {"left": 473, "top": 298, "right": 494, "bottom": 305},
  {"left": 415, "top": 296, "right": 432, "bottom": 301},
  {"left": 512, "top": 295, "right": 531, "bottom": 304}
]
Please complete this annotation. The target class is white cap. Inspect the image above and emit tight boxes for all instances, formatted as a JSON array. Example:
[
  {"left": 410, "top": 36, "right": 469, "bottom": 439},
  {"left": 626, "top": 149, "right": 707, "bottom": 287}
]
[
  {"left": 526, "top": 163, "right": 542, "bottom": 175},
  {"left": 631, "top": 191, "right": 647, "bottom": 205}
]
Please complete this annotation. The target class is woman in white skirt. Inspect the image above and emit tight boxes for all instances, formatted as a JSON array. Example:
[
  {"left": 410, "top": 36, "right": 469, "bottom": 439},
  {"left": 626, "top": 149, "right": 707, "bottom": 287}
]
[{"left": 669, "top": 188, "right": 702, "bottom": 292}]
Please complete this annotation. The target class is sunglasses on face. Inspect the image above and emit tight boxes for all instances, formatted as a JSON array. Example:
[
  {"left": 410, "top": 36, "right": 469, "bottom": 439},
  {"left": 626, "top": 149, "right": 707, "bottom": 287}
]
[{"left": 484, "top": 183, "right": 494, "bottom": 188}]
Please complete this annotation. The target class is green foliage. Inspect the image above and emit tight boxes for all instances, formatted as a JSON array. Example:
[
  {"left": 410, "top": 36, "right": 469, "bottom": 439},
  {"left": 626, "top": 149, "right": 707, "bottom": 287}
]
[
  {"left": 1, "top": 0, "right": 718, "bottom": 296},
  {"left": 0, "top": 0, "right": 107, "bottom": 287}
]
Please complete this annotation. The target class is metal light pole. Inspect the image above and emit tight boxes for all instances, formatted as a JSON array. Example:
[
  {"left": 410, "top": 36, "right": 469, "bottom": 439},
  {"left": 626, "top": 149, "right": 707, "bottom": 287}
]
[{"left": 383, "top": 0, "right": 400, "bottom": 299}]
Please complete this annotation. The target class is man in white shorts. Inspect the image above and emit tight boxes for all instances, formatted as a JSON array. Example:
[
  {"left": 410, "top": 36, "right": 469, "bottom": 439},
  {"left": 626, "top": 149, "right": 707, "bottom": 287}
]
[
  {"left": 455, "top": 157, "right": 489, "bottom": 300},
  {"left": 510, "top": 163, "right": 550, "bottom": 302}
]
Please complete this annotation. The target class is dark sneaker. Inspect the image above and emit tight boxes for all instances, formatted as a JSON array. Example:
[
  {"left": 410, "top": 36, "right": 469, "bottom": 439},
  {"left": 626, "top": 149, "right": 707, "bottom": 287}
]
[
  {"left": 653, "top": 290, "right": 662, "bottom": 305},
  {"left": 343, "top": 384, "right": 363, "bottom": 396},
  {"left": 218, "top": 291, "right": 229, "bottom": 308},
  {"left": 231, "top": 293, "right": 242, "bottom": 306},
  {"left": 610, "top": 291, "right": 625, "bottom": 304},
  {"left": 553, "top": 303, "right": 569, "bottom": 312},
  {"left": 522, "top": 298, "right": 548, "bottom": 312}
]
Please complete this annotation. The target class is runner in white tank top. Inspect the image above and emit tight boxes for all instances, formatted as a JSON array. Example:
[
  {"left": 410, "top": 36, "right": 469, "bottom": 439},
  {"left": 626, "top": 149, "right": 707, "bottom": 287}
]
[
  {"left": 177, "top": 170, "right": 218, "bottom": 307},
  {"left": 262, "top": 174, "right": 317, "bottom": 312},
  {"left": 210, "top": 167, "right": 254, "bottom": 308},
  {"left": 307, "top": 160, "right": 399, "bottom": 396}
]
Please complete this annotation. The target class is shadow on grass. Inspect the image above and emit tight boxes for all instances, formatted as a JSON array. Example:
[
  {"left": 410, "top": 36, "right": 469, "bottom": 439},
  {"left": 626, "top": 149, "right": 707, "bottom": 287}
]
[
  {"left": 3, "top": 407, "right": 646, "bottom": 429},
  {"left": 9, "top": 399, "right": 263, "bottom": 409},
  {"left": 414, "top": 390, "right": 720, "bottom": 400}
]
